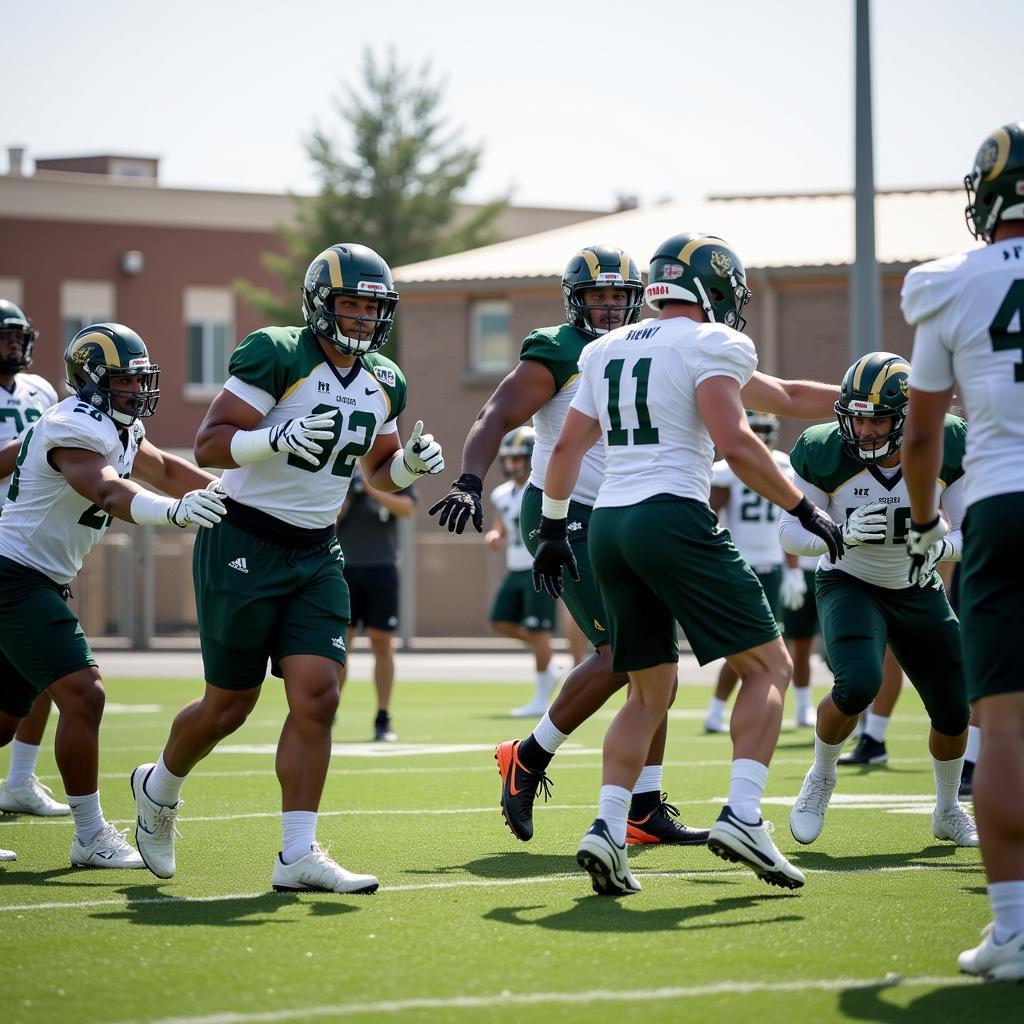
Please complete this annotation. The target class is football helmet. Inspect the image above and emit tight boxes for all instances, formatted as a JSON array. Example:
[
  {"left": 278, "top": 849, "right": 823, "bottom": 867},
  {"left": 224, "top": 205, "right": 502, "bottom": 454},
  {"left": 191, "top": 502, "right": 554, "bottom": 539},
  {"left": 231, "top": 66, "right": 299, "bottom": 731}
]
[
  {"left": 301, "top": 243, "right": 398, "bottom": 356},
  {"left": 499, "top": 426, "right": 536, "bottom": 477},
  {"left": 965, "top": 122, "right": 1024, "bottom": 242},
  {"left": 561, "top": 245, "right": 643, "bottom": 338},
  {"left": 0, "top": 299, "right": 37, "bottom": 374},
  {"left": 646, "top": 233, "right": 752, "bottom": 332},
  {"left": 64, "top": 323, "right": 160, "bottom": 426},
  {"left": 746, "top": 410, "right": 780, "bottom": 449},
  {"left": 834, "top": 351, "right": 910, "bottom": 464}
]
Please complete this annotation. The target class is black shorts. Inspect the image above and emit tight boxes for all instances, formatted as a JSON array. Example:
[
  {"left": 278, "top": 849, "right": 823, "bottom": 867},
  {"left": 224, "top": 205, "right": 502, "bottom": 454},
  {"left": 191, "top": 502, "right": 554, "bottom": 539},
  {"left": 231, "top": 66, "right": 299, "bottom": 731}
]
[{"left": 345, "top": 564, "right": 399, "bottom": 632}]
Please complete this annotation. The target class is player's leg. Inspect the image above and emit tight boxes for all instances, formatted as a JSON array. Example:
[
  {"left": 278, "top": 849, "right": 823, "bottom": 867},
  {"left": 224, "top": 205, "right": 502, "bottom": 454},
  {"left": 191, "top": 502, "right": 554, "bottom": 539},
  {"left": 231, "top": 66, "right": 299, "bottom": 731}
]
[
  {"left": 0, "top": 692, "right": 70, "bottom": 815},
  {"left": 791, "top": 573, "right": 887, "bottom": 844},
  {"left": 783, "top": 569, "right": 820, "bottom": 727},
  {"left": 366, "top": 628, "right": 397, "bottom": 740},
  {"left": 886, "top": 583, "right": 975, "bottom": 847},
  {"left": 511, "top": 583, "right": 560, "bottom": 718},
  {"left": 563, "top": 609, "right": 588, "bottom": 667},
  {"left": 841, "top": 647, "right": 903, "bottom": 766}
]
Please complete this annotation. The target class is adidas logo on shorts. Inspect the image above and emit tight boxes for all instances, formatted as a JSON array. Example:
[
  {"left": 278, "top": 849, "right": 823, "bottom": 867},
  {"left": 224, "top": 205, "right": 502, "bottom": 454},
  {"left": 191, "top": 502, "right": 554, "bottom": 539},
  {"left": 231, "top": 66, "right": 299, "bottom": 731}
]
[
  {"left": 228, "top": 557, "right": 249, "bottom": 573},
  {"left": 331, "top": 635, "right": 346, "bottom": 650}
]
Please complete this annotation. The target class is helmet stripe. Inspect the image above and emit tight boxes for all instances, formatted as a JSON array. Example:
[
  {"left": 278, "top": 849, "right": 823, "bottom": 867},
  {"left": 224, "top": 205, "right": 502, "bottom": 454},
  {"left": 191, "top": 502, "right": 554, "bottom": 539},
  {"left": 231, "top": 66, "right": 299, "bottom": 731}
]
[
  {"left": 618, "top": 252, "right": 630, "bottom": 280},
  {"left": 318, "top": 249, "right": 345, "bottom": 289},
  {"left": 867, "top": 362, "right": 910, "bottom": 404},
  {"left": 984, "top": 128, "right": 1012, "bottom": 183},
  {"left": 675, "top": 237, "right": 711, "bottom": 265},
  {"left": 851, "top": 355, "right": 872, "bottom": 393},
  {"left": 76, "top": 331, "right": 122, "bottom": 369},
  {"left": 581, "top": 249, "right": 602, "bottom": 280}
]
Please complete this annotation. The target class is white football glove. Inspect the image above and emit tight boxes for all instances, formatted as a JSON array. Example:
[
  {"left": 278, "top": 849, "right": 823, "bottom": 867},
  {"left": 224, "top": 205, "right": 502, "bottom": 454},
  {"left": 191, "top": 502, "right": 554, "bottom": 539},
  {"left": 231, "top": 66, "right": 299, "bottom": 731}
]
[
  {"left": 907, "top": 515, "right": 949, "bottom": 585},
  {"left": 780, "top": 566, "right": 808, "bottom": 611},
  {"left": 401, "top": 420, "right": 445, "bottom": 476},
  {"left": 842, "top": 503, "right": 888, "bottom": 547},
  {"left": 167, "top": 487, "right": 226, "bottom": 529},
  {"left": 269, "top": 408, "right": 339, "bottom": 466}
]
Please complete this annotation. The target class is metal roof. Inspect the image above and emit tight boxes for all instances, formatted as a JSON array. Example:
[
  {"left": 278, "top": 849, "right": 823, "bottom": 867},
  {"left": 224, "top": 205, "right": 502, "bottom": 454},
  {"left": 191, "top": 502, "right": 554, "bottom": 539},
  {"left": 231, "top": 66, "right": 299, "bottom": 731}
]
[{"left": 394, "top": 188, "right": 977, "bottom": 285}]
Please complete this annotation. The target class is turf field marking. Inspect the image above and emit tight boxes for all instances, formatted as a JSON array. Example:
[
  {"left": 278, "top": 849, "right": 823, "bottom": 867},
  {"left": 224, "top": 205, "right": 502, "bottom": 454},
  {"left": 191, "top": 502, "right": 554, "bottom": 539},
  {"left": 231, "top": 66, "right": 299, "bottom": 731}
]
[
  {"left": 0, "top": 862, "right": 981, "bottom": 915},
  {"left": 101, "top": 973, "right": 977, "bottom": 1023}
]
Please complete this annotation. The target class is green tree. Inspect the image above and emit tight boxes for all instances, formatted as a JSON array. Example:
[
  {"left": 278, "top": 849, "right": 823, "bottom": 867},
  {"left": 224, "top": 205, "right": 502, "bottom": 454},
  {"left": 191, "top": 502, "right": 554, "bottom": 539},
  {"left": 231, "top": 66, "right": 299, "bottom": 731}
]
[{"left": 237, "top": 49, "right": 507, "bottom": 340}]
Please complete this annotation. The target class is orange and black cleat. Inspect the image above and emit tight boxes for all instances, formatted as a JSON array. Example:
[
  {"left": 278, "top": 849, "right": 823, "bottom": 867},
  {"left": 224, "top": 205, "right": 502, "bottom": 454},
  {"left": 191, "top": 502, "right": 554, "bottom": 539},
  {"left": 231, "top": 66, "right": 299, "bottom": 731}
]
[
  {"left": 626, "top": 794, "right": 710, "bottom": 846},
  {"left": 494, "top": 739, "right": 553, "bottom": 842}
]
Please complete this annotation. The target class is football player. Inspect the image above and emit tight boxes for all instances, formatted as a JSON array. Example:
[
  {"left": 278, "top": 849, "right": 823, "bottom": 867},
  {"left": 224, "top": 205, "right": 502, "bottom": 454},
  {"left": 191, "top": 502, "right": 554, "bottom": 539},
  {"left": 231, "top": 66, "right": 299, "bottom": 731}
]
[
  {"left": 485, "top": 426, "right": 561, "bottom": 718},
  {"left": 132, "top": 244, "right": 444, "bottom": 894},
  {"left": 0, "top": 300, "right": 68, "bottom": 823},
  {"left": 901, "top": 122, "right": 1024, "bottom": 980},
  {"left": 783, "top": 352, "right": 977, "bottom": 852},
  {"left": 704, "top": 411, "right": 814, "bottom": 731},
  {"left": 534, "top": 232, "right": 844, "bottom": 894},
  {"left": 0, "top": 323, "right": 225, "bottom": 870}
]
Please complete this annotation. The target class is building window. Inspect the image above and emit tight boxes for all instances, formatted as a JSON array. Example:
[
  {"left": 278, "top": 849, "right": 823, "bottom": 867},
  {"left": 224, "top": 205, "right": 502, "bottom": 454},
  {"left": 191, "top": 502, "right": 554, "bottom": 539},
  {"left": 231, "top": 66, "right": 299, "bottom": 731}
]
[
  {"left": 470, "top": 300, "right": 512, "bottom": 374},
  {"left": 60, "top": 281, "right": 115, "bottom": 342},
  {"left": 184, "top": 287, "right": 234, "bottom": 393}
]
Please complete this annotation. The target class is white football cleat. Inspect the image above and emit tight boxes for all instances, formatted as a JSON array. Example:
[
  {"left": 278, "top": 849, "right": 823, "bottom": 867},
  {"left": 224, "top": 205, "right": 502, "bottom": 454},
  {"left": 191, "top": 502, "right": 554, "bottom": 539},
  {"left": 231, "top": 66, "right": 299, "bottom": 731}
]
[
  {"left": 509, "top": 700, "right": 549, "bottom": 719},
  {"left": 708, "top": 806, "right": 805, "bottom": 890},
  {"left": 790, "top": 768, "right": 836, "bottom": 845},
  {"left": 131, "top": 763, "right": 181, "bottom": 878},
  {"left": 0, "top": 775, "right": 71, "bottom": 816},
  {"left": 576, "top": 818, "right": 641, "bottom": 896},
  {"left": 70, "top": 822, "right": 145, "bottom": 869},
  {"left": 271, "top": 843, "right": 378, "bottom": 894},
  {"left": 703, "top": 716, "right": 729, "bottom": 734},
  {"left": 1, "top": 848, "right": 16, "bottom": 862},
  {"left": 795, "top": 707, "right": 816, "bottom": 729},
  {"left": 959, "top": 923, "right": 1024, "bottom": 980},
  {"left": 932, "top": 804, "right": 979, "bottom": 847}
]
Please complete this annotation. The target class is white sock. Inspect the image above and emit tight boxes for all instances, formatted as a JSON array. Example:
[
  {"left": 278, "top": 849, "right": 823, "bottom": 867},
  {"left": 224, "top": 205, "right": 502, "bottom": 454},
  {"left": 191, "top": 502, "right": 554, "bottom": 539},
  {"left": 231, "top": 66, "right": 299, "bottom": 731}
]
[
  {"left": 990, "top": 880, "right": 1024, "bottom": 944},
  {"left": 932, "top": 755, "right": 964, "bottom": 814},
  {"left": 533, "top": 713, "right": 569, "bottom": 755},
  {"left": 865, "top": 712, "right": 890, "bottom": 743},
  {"left": 633, "top": 764, "right": 663, "bottom": 796},
  {"left": 794, "top": 687, "right": 811, "bottom": 716},
  {"left": 67, "top": 791, "right": 104, "bottom": 845},
  {"left": 145, "top": 754, "right": 186, "bottom": 807},
  {"left": 535, "top": 665, "right": 559, "bottom": 701},
  {"left": 597, "top": 784, "right": 631, "bottom": 846},
  {"left": 727, "top": 759, "right": 769, "bottom": 824},
  {"left": 706, "top": 696, "right": 727, "bottom": 723},
  {"left": 281, "top": 810, "right": 318, "bottom": 864},
  {"left": 6, "top": 739, "right": 41, "bottom": 788},
  {"left": 813, "top": 735, "right": 845, "bottom": 782},
  {"left": 965, "top": 725, "right": 981, "bottom": 765}
]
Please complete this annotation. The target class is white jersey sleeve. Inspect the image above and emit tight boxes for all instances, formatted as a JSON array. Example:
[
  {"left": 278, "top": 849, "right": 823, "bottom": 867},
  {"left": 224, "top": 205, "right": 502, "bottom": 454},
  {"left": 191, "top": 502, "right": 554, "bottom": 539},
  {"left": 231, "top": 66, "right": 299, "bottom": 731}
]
[
  {"left": 222, "top": 375, "right": 277, "bottom": 416},
  {"left": 778, "top": 471, "right": 830, "bottom": 558},
  {"left": 693, "top": 325, "right": 758, "bottom": 389}
]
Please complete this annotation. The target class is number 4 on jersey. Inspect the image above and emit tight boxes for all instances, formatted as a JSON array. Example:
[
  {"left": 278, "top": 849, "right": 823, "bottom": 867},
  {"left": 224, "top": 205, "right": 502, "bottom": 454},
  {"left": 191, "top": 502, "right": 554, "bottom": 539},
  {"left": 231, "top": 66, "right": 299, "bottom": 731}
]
[{"left": 990, "top": 279, "right": 1024, "bottom": 382}]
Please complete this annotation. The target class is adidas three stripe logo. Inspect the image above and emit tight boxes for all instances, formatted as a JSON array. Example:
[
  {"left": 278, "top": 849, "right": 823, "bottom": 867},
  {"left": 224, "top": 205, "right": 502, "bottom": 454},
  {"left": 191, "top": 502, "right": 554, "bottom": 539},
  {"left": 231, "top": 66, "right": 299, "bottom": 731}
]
[{"left": 228, "top": 557, "right": 249, "bottom": 573}]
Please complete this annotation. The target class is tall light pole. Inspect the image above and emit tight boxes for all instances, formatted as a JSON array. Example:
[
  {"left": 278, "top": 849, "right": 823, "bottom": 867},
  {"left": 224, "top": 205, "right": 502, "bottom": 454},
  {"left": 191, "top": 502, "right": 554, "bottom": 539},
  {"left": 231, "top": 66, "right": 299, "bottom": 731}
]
[{"left": 851, "top": 0, "right": 883, "bottom": 359}]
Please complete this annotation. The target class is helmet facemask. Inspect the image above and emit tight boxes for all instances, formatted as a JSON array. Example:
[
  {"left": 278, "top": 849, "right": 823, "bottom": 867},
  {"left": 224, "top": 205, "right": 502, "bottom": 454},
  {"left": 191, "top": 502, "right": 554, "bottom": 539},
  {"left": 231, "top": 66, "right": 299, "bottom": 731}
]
[
  {"left": 71, "top": 359, "right": 161, "bottom": 426},
  {"left": 305, "top": 285, "right": 398, "bottom": 357},
  {"left": 0, "top": 303, "right": 37, "bottom": 374},
  {"left": 564, "top": 280, "right": 644, "bottom": 338}
]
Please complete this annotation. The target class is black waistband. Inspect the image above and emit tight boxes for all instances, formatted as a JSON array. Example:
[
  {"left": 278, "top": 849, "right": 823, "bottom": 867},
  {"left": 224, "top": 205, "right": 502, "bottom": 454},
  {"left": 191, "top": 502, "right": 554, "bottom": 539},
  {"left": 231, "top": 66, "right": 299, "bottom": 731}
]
[{"left": 223, "top": 497, "right": 336, "bottom": 549}]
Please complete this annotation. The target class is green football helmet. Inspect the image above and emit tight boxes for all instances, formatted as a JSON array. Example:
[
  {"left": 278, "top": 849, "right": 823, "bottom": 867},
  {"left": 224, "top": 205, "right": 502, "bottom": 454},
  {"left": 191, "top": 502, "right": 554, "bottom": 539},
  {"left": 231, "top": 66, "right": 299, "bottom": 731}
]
[
  {"left": 834, "top": 351, "right": 910, "bottom": 464},
  {"left": 301, "top": 243, "right": 399, "bottom": 356},
  {"left": 499, "top": 426, "right": 536, "bottom": 477},
  {"left": 64, "top": 323, "right": 160, "bottom": 426},
  {"left": 746, "top": 410, "right": 780, "bottom": 449},
  {"left": 561, "top": 244, "right": 643, "bottom": 337},
  {"left": 965, "top": 122, "right": 1024, "bottom": 242},
  {"left": 646, "top": 233, "right": 752, "bottom": 332},
  {"left": 0, "top": 298, "right": 37, "bottom": 374}
]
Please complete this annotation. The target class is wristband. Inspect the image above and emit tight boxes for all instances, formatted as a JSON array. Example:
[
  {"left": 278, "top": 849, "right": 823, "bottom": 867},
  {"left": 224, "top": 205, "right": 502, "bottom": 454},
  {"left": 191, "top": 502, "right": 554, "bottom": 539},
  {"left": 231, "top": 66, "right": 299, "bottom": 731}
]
[
  {"left": 541, "top": 494, "right": 570, "bottom": 520},
  {"left": 229, "top": 427, "right": 276, "bottom": 467},
  {"left": 389, "top": 450, "right": 419, "bottom": 489},
  {"left": 130, "top": 490, "right": 176, "bottom": 526},
  {"left": 787, "top": 495, "right": 812, "bottom": 519},
  {"left": 910, "top": 514, "right": 942, "bottom": 533}
]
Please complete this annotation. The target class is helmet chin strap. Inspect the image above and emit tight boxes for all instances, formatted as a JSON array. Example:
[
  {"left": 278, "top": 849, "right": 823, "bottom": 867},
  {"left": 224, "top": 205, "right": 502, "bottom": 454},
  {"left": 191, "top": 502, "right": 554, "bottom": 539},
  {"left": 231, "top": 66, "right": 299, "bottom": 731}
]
[{"left": 692, "top": 279, "right": 717, "bottom": 323}]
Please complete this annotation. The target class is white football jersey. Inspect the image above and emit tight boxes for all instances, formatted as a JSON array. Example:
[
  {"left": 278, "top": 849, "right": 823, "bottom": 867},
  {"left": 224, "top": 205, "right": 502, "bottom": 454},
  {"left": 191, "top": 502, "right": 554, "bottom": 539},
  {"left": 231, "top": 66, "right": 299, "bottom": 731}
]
[
  {"left": 571, "top": 317, "right": 758, "bottom": 509},
  {"left": 903, "top": 240, "right": 1024, "bottom": 506},
  {"left": 491, "top": 479, "right": 532, "bottom": 571},
  {"left": 712, "top": 450, "right": 791, "bottom": 570},
  {"left": 0, "top": 372, "right": 59, "bottom": 508},
  {"left": 218, "top": 329, "right": 406, "bottom": 530},
  {"left": 0, "top": 397, "right": 143, "bottom": 584}
]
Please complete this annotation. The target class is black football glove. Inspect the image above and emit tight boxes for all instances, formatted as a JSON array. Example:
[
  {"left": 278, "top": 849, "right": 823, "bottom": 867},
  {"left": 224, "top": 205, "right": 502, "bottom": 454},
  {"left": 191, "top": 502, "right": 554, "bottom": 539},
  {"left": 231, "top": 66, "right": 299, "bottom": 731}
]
[
  {"left": 532, "top": 516, "right": 580, "bottom": 598},
  {"left": 427, "top": 473, "right": 484, "bottom": 534},
  {"left": 789, "top": 496, "right": 845, "bottom": 564}
]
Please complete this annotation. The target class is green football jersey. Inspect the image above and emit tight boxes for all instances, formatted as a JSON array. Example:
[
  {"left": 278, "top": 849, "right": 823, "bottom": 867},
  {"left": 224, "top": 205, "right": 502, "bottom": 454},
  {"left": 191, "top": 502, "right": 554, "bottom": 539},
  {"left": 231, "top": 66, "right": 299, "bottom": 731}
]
[
  {"left": 784, "top": 416, "right": 966, "bottom": 589},
  {"left": 220, "top": 327, "right": 407, "bottom": 529}
]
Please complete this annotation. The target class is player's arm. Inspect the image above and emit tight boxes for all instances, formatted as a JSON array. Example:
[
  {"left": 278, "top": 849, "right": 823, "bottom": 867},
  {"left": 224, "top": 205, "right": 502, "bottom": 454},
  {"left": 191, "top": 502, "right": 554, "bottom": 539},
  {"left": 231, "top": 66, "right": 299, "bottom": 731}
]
[
  {"left": 51, "top": 448, "right": 224, "bottom": 529},
  {"left": 741, "top": 372, "right": 838, "bottom": 420},
  {"left": 699, "top": 375, "right": 844, "bottom": 562},
  {"left": 0, "top": 437, "right": 19, "bottom": 478},
  {"left": 902, "top": 387, "right": 953, "bottom": 527},
  {"left": 364, "top": 480, "right": 415, "bottom": 518},
  {"left": 132, "top": 439, "right": 219, "bottom": 498},
  {"left": 485, "top": 506, "right": 507, "bottom": 551},
  {"left": 429, "top": 360, "right": 556, "bottom": 534},
  {"left": 362, "top": 420, "right": 444, "bottom": 495}
]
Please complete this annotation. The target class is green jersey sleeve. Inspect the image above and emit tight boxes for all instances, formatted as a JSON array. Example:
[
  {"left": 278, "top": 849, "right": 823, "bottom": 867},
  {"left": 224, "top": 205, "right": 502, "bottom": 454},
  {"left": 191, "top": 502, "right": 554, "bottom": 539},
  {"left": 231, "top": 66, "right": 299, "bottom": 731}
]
[
  {"left": 227, "top": 326, "right": 310, "bottom": 400},
  {"left": 361, "top": 353, "right": 407, "bottom": 423},
  {"left": 519, "top": 324, "right": 588, "bottom": 392},
  {"left": 789, "top": 423, "right": 861, "bottom": 494},
  {"left": 939, "top": 415, "right": 967, "bottom": 487}
]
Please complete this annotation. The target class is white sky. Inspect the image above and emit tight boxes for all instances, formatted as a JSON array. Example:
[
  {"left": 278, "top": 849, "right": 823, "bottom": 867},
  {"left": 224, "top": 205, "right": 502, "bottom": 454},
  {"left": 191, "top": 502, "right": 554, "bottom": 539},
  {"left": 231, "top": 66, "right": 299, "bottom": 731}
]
[{"left": 6, "top": 0, "right": 1022, "bottom": 211}]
